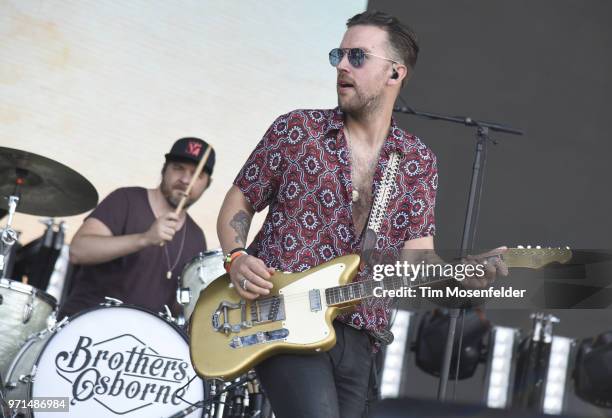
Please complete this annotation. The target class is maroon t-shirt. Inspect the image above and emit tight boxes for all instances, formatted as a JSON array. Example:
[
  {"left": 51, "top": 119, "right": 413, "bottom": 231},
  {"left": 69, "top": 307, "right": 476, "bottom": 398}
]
[{"left": 60, "top": 187, "right": 206, "bottom": 317}]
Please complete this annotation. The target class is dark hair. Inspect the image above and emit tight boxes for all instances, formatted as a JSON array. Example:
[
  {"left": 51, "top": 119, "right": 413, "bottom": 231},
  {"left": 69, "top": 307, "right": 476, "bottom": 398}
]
[{"left": 347, "top": 10, "right": 419, "bottom": 70}]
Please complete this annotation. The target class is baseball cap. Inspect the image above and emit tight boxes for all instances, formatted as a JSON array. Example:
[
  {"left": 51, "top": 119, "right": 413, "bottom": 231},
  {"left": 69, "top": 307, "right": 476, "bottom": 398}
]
[{"left": 165, "top": 137, "right": 215, "bottom": 176}]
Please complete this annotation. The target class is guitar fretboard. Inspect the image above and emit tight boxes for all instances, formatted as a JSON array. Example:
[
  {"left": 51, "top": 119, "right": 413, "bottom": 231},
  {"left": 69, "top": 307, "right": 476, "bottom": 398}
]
[
  {"left": 323, "top": 248, "right": 571, "bottom": 306},
  {"left": 324, "top": 273, "right": 439, "bottom": 306}
]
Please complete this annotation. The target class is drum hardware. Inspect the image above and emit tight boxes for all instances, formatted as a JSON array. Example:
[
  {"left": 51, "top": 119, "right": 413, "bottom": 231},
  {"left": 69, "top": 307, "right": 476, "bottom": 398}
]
[
  {"left": 22, "top": 294, "right": 34, "bottom": 324},
  {"left": 0, "top": 196, "right": 19, "bottom": 278},
  {"left": 177, "top": 249, "right": 225, "bottom": 321},
  {"left": 177, "top": 287, "right": 192, "bottom": 304},
  {"left": 17, "top": 366, "right": 36, "bottom": 385},
  {"left": 102, "top": 296, "right": 123, "bottom": 306},
  {"left": 160, "top": 304, "right": 186, "bottom": 327},
  {"left": 166, "top": 372, "right": 268, "bottom": 418}
]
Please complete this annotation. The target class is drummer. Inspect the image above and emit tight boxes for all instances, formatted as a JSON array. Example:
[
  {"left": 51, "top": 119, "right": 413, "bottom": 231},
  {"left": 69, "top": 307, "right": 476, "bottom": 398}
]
[{"left": 59, "top": 138, "right": 215, "bottom": 318}]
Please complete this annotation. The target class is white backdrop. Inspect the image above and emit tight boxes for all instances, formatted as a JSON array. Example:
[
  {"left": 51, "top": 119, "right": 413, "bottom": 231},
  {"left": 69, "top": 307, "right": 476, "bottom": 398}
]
[{"left": 0, "top": 0, "right": 366, "bottom": 248}]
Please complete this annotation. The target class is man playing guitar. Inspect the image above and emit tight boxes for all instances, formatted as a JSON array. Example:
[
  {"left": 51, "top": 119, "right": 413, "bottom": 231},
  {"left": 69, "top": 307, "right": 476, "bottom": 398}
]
[{"left": 217, "top": 11, "right": 507, "bottom": 418}]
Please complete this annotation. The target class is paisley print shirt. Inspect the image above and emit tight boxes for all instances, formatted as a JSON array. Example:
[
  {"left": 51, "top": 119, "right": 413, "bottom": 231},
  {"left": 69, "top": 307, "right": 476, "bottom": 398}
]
[{"left": 234, "top": 107, "right": 437, "bottom": 332}]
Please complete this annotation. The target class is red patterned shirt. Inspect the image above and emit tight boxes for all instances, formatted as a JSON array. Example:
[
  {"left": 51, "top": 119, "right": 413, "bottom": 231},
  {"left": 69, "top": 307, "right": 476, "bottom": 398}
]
[{"left": 234, "top": 108, "right": 437, "bottom": 332}]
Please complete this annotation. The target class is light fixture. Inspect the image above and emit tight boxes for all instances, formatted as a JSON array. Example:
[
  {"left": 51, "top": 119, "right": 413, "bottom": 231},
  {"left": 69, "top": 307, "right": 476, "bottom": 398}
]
[
  {"left": 542, "top": 336, "right": 574, "bottom": 414},
  {"left": 380, "top": 310, "right": 414, "bottom": 398},
  {"left": 484, "top": 326, "right": 520, "bottom": 409}
]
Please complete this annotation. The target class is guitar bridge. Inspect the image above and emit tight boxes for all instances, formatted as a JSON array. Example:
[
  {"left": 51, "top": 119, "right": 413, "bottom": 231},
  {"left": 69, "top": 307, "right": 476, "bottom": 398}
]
[
  {"left": 251, "top": 296, "right": 286, "bottom": 324},
  {"left": 230, "top": 328, "right": 289, "bottom": 348},
  {"left": 212, "top": 299, "right": 253, "bottom": 335}
]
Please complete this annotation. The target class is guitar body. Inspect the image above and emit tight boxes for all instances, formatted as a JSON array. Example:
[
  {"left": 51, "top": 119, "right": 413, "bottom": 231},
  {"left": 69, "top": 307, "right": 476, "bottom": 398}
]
[
  {"left": 189, "top": 247, "right": 571, "bottom": 380},
  {"left": 189, "top": 254, "right": 361, "bottom": 380}
]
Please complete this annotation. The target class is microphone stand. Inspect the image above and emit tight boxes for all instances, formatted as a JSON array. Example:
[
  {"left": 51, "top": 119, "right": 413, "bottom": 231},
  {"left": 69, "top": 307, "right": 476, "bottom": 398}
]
[{"left": 393, "top": 105, "right": 523, "bottom": 401}]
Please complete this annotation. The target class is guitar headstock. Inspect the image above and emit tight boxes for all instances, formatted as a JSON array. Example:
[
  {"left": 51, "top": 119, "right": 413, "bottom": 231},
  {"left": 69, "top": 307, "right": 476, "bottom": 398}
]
[{"left": 504, "top": 246, "right": 572, "bottom": 269}]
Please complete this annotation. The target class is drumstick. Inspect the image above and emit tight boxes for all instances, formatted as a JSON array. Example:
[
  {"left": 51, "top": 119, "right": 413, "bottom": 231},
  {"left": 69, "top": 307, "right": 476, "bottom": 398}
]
[
  {"left": 160, "top": 145, "right": 212, "bottom": 248},
  {"left": 174, "top": 145, "right": 212, "bottom": 215}
]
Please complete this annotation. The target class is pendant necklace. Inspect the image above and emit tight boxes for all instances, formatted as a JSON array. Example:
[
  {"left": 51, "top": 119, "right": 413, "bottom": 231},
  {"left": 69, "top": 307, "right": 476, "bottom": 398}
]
[{"left": 164, "top": 220, "right": 187, "bottom": 280}]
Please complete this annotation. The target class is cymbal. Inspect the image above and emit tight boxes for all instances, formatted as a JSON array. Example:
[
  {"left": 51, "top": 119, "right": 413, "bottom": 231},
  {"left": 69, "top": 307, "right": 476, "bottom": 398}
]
[{"left": 0, "top": 147, "right": 98, "bottom": 217}]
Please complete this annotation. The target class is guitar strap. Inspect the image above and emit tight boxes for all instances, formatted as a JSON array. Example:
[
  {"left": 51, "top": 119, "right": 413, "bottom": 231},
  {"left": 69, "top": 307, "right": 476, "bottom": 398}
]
[{"left": 358, "top": 151, "right": 401, "bottom": 345}]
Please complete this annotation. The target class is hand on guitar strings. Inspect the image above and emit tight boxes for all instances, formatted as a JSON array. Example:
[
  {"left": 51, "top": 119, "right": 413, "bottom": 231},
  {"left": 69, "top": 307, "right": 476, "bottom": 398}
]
[{"left": 229, "top": 254, "right": 275, "bottom": 300}]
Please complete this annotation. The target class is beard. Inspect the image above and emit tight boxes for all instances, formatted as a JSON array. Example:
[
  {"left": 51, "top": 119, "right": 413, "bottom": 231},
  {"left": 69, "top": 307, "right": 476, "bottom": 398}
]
[
  {"left": 338, "top": 86, "right": 382, "bottom": 120},
  {"left": 160, "top": 179, "right": 193, "bottom": 209}
]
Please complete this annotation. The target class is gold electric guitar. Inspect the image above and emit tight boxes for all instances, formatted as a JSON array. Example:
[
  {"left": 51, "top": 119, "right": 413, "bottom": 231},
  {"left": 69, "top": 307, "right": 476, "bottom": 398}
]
[{"left": 189, "top": 247, "right": 571, "bottom": 380}]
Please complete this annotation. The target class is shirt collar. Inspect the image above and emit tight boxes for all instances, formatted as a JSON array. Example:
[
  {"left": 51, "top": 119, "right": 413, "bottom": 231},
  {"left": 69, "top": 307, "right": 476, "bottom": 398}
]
[{"left": 330, "top": 107, "right": 413, "bottom": 155}]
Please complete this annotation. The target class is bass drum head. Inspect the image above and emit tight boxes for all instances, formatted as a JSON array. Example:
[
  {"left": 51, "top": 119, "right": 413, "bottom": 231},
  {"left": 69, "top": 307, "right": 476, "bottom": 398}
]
[
  {"left": 22, "top": 305, "right": 204, "bottom": 417},
  {"left": 179, "top": 249, "right": 225, "bottom": 320}
]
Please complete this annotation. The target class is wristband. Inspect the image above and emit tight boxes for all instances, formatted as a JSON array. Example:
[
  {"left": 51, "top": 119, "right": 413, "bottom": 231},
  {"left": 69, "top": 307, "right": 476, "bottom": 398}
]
[{"left": 224, "top": 248, "right": 247, "bottom": 273}]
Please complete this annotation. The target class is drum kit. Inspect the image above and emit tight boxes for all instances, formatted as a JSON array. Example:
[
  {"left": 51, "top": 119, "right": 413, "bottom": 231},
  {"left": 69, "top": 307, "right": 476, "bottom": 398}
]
[{"left": 0, "top": 147, "right": 270, "bottom": 418}]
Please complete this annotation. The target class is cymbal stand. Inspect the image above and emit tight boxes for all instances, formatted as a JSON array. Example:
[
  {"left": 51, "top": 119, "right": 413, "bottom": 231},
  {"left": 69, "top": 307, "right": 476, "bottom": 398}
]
[{"left": 0, "top": 194, "right": 20, "bottom": 278}]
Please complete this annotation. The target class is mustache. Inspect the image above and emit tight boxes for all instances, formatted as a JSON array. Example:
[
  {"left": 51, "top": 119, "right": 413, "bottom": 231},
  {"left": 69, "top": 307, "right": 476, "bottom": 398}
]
[{"left": 337, "top": 77, "right": 355, "bottom": 85}]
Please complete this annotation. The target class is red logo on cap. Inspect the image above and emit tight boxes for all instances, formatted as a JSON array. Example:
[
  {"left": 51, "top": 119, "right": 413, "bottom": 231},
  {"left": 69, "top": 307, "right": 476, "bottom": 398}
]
[{"left": 186, "top": 141, "right": 202, "bottom": 157}]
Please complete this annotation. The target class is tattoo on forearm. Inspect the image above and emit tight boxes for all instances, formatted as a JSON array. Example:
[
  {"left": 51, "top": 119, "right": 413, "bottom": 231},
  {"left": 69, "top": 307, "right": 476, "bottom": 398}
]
[{"left": 230, "top": 210, "right": 251, "bottom": 245}]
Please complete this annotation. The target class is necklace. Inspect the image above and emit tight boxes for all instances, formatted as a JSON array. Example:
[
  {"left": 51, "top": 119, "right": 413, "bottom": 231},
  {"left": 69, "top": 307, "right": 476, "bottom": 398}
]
[
  {"left": 344, "top": 127, "right": 360, "bottom": 203},
  {"left": 163, "top": 220, "right": 187, "bottom": 280}
]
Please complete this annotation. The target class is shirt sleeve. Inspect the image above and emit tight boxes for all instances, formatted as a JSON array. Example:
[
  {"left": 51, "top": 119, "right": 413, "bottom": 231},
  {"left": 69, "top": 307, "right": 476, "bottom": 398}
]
[
  {"left": 233, "top": 113, "right": 289, "bottom": 212},
  {"left": 86, "top": 188, "right": 130, "bottom": 236},
  {"left": 406, "top": 147, "right": 438, "bottom": 241}
]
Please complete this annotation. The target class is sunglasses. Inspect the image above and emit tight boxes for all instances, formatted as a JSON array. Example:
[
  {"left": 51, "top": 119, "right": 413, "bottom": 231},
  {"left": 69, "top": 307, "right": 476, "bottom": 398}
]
[{"left": 328, "top": 47, "right": 398, "bottom": 68}]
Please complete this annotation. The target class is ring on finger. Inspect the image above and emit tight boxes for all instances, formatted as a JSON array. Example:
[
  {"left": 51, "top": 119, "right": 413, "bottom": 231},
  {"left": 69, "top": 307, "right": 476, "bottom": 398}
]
[{"left": 240, "top": 278, "right": 248, "bottom": 291}]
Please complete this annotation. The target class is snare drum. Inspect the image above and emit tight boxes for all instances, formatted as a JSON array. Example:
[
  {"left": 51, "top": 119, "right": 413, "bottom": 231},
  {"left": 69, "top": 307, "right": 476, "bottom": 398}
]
[
  {"left": 0, "top": 278, "right": 56, "bottom": 378},
  {"left": 177, "top": 249, "right": 225, "bottom": 321},
  {"left": 3, "top": 304, "right": 205, "bottom": 417}
]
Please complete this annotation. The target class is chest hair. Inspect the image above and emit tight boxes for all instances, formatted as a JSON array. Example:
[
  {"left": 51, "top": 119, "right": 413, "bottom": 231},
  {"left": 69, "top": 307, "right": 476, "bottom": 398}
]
[{"left": 349, "top": 141, "right": 384, "bottom": 236}]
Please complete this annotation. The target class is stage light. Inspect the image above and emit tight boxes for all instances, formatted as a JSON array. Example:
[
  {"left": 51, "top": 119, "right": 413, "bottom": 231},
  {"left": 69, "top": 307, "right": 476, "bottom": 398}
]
[
  {"left": 542, "top": 336, "right": 574, "bottom": 415},
  {"left": 574, "top": 330, "right": 612, "bottom": 408},
  {"left": 484, "top": 326, "right": 520, "bottom": 409},
  {"left": 512, "top": 314, "right": 574, "bottom": 415},
  {"left": 380, "top": 310, "right": 414, "bottom": 398},
  {"left": 414, "top": 309, "right": 489, "bottom": 380}
]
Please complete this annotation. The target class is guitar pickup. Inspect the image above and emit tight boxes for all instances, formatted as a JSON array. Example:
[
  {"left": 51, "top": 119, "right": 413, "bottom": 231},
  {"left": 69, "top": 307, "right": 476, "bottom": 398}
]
[
  {"left": 309, "top": 289, "right": 322, "bottom": 312},
  {"left": 229, "top": 328, "right": 289, "bottom": 349}
]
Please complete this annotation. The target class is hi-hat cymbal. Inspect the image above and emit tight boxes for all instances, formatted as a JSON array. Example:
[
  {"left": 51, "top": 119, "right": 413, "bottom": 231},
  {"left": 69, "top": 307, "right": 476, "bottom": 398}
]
[{"left": 0, "top": 147, "right": 98, "bottom": 217}]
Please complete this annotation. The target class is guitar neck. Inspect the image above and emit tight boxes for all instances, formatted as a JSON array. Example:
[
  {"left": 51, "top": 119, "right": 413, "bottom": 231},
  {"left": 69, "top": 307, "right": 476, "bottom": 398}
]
[
  {"left": 324, "top": 248, "right": 572, "bottom": 306},
  {"left": 324, "top": 272, "right": 442, "bottom": 306}
]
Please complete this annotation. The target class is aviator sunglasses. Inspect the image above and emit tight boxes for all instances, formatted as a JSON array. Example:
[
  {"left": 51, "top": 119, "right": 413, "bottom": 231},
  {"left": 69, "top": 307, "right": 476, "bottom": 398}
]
[{"left": 328, "top": 47, "right": 399, "bottom": 68}]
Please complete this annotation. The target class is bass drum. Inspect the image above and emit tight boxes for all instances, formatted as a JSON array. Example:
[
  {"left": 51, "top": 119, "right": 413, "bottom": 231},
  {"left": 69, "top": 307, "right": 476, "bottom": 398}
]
[
  {"left": 3, "top": 304, "right": 205, "bottom": 417},
  {"left": 177, "top": 249, "right": 225, "bottom": 321},
  {"left": 0, "top": 278, "right": 56, "bottom": 379}
]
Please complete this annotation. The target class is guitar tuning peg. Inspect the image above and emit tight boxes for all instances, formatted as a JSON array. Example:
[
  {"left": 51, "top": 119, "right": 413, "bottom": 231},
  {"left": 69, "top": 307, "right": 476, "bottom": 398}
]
[
  {"left": 518, "top": 245, "right": 524, "bottom": 249},
  {"left": 527, "top": 245, "right": 532, "bottom": 249},
  {"left": 536, "top": 245, "right": 541, "bottom": 249}
]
